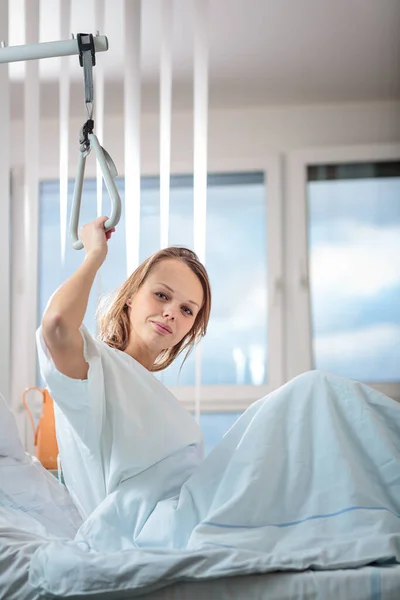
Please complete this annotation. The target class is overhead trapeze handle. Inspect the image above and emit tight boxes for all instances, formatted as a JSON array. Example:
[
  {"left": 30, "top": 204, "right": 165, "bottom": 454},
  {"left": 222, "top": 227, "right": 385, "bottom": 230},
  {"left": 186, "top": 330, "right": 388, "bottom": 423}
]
[
  {"left": 70, "top": 32, "right": 122, "bottom": 250},
  {"left": 69, "top": 135, "right": 122, "bottom": 251}
]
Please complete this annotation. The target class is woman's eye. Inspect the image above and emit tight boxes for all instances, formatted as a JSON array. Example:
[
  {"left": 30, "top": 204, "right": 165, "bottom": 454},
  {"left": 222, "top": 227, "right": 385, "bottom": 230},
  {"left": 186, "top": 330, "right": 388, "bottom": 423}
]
[
  {"left": 182, "top": 306, "right": 193, "bottom": 316},
  {"left": 156, "top": 292, "right": 168, "bottom": 300}
]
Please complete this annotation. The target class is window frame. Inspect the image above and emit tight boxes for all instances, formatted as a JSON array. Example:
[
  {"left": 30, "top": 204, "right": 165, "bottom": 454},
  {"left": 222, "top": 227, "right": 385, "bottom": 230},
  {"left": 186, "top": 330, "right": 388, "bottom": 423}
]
[
  {"left": 286, "top": 143, "right": 400, "bottom": 401},
  {"left": 20, "top": 155, "right": 284, "bottom": 414}
]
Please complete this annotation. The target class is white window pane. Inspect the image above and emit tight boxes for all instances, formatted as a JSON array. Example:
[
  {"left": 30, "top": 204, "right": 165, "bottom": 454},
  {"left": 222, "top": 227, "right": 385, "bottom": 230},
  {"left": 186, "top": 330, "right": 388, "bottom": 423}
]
[
  {"left": 203, "top": 174, "right": 268, "bottom": 385},
  {"left": 307, "top": 162, "right": 400, "bottom": 382}
]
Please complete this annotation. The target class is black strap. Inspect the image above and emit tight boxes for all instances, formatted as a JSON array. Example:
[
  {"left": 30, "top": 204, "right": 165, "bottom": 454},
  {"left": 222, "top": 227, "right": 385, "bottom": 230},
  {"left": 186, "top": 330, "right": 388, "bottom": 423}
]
[{"left": 77, "top": 33, "right": 96, "bottom": 67}]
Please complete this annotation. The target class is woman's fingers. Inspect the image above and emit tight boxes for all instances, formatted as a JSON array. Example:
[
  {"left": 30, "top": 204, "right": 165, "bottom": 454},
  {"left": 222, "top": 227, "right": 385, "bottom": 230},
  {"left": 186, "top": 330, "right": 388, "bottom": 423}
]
[
  {"left": 79, "top": 218, "right": 115, "bottom": 247},
  {"left": 105, "top": 227, "right": 116, "bottom": 241},
  {"left": 96, "top": 216, "right": 109, "bottom": 227}
]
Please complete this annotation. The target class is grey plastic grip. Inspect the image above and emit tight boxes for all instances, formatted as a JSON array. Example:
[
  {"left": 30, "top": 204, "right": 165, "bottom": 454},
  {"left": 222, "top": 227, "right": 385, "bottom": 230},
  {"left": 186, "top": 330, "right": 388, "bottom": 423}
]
[{"left": 69, "top": 133, "right": 122, "bottom": 250}]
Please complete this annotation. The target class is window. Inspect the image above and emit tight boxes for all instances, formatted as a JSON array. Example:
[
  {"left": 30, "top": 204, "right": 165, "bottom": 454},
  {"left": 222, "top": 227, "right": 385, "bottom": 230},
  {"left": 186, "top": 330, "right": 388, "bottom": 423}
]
[
  {"left": 199, "top": 412, "right": 242, "bottom": 456},
  {"left": 307, "top": 161, "right": 400, "bottom": 383},
  {"left": 38, "top": 171, "right": 271, "bottom": 450}
]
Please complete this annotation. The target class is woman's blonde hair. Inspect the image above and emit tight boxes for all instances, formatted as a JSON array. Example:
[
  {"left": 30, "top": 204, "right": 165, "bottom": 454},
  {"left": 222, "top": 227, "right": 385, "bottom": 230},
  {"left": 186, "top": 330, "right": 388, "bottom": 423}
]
[{"left": 97, "top": 247, "right": 211, "bottom": 371}]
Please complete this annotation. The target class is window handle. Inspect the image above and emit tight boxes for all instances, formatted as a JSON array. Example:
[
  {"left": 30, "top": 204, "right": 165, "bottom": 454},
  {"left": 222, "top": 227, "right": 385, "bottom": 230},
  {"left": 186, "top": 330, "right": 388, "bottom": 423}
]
[
  {"left": 300, "top": 260, "right": 309, "bottom": 290},
  {"left": 273, "top": 277, "right": 283, "bottom": 306}
]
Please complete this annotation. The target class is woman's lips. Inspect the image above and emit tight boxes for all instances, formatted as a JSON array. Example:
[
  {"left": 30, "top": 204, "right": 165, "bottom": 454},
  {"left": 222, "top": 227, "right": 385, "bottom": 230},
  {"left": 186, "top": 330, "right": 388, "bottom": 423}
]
[{"left": 151, "top": 321, "right": 173, "bottom": 335}]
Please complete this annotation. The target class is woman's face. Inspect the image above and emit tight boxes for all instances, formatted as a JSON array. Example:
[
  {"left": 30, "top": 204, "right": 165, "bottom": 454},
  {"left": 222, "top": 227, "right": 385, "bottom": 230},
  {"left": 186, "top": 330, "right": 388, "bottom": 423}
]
[{"left": 127, "top": 259, "right": 204, "bottom": 356}]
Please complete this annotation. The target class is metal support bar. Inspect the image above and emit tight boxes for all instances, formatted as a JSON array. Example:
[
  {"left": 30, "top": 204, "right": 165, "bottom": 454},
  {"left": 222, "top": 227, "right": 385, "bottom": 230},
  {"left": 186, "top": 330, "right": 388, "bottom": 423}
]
[{"left": 0, "top": 35, "right": 108, "bottom": 64}]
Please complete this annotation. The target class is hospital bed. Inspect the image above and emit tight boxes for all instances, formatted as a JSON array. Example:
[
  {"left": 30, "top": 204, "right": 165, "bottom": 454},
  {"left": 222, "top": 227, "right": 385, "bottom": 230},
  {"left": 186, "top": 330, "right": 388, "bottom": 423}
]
[
  {"left": 3, "top": 534, "right": 400, "bottom": 600},
  {"left": 3, "top": 481, "right": 400, "bottom": 600},
  {"left": 131, "top": 566, "right": 400, "bottom": 600}
]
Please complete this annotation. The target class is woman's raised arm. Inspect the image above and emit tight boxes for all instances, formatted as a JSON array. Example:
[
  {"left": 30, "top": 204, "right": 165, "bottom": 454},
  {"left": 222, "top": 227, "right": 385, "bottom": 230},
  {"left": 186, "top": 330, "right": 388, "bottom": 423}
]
[{"left": 41, "top": 216, "right": 114, "bottom": 379}]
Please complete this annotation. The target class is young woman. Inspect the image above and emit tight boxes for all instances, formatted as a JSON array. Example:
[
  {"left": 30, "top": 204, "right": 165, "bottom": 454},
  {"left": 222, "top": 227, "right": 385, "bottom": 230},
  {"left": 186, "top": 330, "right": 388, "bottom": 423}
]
[
  {"left": 37, "top": 216, "right": 400, "bottom": 567},
  {"left": 38, "top": 216, "right": 210, "bottom": 519}
]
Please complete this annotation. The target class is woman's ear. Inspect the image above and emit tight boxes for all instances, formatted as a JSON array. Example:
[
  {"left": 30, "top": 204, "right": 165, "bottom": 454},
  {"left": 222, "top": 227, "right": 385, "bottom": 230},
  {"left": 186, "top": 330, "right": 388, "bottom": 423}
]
[{"left": 126, "top": 298, "right": 132, "bottom": 307}]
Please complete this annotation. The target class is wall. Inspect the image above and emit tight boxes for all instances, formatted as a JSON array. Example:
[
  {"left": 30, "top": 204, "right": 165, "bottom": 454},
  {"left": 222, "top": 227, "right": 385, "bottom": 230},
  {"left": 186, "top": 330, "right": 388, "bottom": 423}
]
[{"left": 11, "top": 100, "right": 400, "bottom": 174}]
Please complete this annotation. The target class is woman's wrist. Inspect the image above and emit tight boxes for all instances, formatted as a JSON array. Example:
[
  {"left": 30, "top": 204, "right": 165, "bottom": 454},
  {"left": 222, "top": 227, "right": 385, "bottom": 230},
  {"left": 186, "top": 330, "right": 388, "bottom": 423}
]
[{"left": 84, "top": 249, "right": 107, "bottom": 269}]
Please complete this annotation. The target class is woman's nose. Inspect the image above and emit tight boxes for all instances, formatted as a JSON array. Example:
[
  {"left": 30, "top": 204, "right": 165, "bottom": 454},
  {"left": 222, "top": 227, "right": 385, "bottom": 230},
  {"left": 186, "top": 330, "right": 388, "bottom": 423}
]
[{"left": 163, "top": 306, "right": 176, "bottom": 320}]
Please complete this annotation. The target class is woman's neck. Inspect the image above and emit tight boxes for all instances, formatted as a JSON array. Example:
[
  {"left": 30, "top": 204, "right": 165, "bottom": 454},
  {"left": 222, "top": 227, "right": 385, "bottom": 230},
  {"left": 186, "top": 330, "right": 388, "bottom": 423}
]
[{"left": 123, "top": 338, "right": 158, "bottom": 371}]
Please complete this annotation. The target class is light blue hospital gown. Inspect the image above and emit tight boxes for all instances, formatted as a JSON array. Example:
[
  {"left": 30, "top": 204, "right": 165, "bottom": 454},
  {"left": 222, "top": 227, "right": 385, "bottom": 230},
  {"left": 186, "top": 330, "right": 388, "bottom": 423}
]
[{"left": 36, "top": 324, "right": 400, "bottom": 569}]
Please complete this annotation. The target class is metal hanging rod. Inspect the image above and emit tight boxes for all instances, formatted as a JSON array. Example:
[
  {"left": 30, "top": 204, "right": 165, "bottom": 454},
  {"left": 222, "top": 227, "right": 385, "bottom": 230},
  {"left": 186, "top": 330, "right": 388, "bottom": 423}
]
[{"left": 0, "top": 35, "right": 108, "bottom": 64}]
